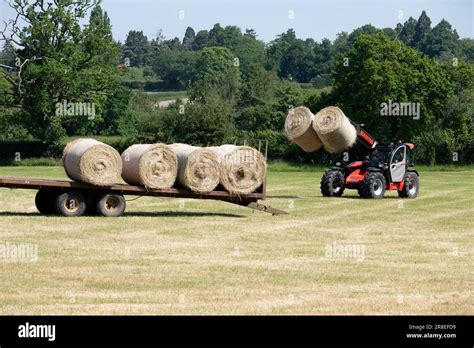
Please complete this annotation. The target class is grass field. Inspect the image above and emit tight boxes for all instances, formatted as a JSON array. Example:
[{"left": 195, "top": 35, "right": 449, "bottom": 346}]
[{"left": 0, "top": 165, "right": 472, "bottom": 314}]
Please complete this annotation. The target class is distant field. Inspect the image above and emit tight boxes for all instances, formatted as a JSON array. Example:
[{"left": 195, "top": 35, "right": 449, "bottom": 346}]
[
  {"left": 0, "top": 166, "right": 472, "bottom": 314},
  {"left": 143, "top": 90, "right": 187, "bottom": 102}
]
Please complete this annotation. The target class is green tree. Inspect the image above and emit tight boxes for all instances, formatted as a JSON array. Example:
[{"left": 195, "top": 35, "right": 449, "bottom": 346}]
[
  {"left": 460, "top": 38, "right": 474, "bottom": 63},
  {"left": 182, "top": 26, "right": 195, "bottom": 50},
  {"left": 266, "top": 29, "right": 297, "bottom": 74},
  {"left": 192, "top": 30, "right": 209, "bottom": 50},
  {"left": 236, "top": 64, "right": 279, "bottom": 131},
  {"left": 399, "top": 17, "right": 417, "bottom": 47},
  {"left": 279, "top": 38, "right": 315, "bottom": 82},
  {"left": 441, "top": 62, "right": 474, "bottom": 163},
  {"left": 194, "top": 46, "right": 238, "bottom": 83},
  {"left": 0, "top": 0, "right": 121, "bottom": 146},
  {"left": 348, "top": 24, "right": 380, "bottom": 44},
  {"left": 0, "top": 43, "right": 16, "bottom": 67},
  {"left": 91, "top": 86, "right": 133, "bottom": 136},
  {"left": 413, "top": 10, "right": 432, "bottom": 54},
  {"left": 122, "top": 30, "right": 150, "bottom": 67},
  {"left": 327, "top": 33, "right": 453, "bottom": 155},
  {"left": 232, "top": 32, "right": 265, "bottom": 75},
  {"left": 426, "top": 19, "right": 461, "bottom": 59}
]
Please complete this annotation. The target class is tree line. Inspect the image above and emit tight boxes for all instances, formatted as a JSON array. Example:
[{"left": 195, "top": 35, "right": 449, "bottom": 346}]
[
  {"left": 0, "top": 2, "right": 472, "bottom": 164},
  {"left": 120, "top": 10, "right": 473, "bottom": 89}
]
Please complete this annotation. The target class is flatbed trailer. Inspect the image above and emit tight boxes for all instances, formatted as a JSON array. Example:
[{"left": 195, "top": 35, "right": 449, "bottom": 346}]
[{"left": 0, "top": 176, "right": 287, "bottom": 217}]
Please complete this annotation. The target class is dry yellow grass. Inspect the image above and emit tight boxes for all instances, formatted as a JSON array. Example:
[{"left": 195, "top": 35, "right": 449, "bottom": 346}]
[{"left": 0, "top": 166, "right": 472, "bottom": 314}]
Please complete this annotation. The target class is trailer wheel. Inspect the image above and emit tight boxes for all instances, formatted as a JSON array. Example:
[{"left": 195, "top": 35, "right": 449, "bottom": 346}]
[
  {"left": 320, "top": 170, "right": 345, "bottom": 197},
  {"left": 96, "top": 193, "right": 126, "bottom": 217},
  {"left": 55, "top": 191, "right": 87, "bottom": 217},
  {"left": 35, "top": 190, "right": 56, "bottom": 215},
  {"left": 398, "top": 172, "right": 419, "bottom": 198},
  {"left": 359, "top": 172, "right": 386, "bottom": 199}
]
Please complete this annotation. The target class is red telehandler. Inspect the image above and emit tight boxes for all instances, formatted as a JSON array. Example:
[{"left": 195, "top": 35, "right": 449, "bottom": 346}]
[{"left": 320, "top": 122, "right": 420, "bottom": 199}]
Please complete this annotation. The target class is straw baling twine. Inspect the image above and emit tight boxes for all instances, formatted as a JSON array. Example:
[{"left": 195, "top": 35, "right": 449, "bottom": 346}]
[
  {"left": 121, "top": 144, "right": 177, "bottom": 189},
  {"left": 62, "top": 138, "right": 122, "bottom": 186},
  {"left": 171, "top": 143, "right": 220, "bottom": 193},
  {"left": 285, "top": 106, "right": 323, "bottom": 152},
  {"left": 312, "top": 106, "right": 357, "bottom": 154}
]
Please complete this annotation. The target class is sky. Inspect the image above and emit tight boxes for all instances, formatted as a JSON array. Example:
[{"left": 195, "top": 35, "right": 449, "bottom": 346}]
[{"left": 1, "top": 0, "right": 473, "bottom": 43}]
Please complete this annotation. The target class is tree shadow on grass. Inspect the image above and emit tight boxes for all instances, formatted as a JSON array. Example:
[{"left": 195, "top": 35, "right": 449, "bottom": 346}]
[
  {"left": 0, "top": 212, "right": 42, "bottom": 216},
  {"left": 0, "top": 211, "right": 245, "bottom": 218},
  {"left": 123, "top": 211, "right": 245, "bottom": 218}
]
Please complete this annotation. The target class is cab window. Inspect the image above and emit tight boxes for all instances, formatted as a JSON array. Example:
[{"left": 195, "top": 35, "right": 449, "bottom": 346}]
[{"left": 392, "top": 147, "right": 405, "bottom": 163}]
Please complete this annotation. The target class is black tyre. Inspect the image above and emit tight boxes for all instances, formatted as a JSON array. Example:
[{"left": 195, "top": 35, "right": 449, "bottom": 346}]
[
  {"left": 359, "top": 172, "right": 386, "bottom": 199},
  {"left": 96, "top": 193, "right": 126, "bottom": 217},
  {"left": 55, "top": 191, "right": 87, "bottom": 217},
  {"left": 35, "top": 190, "right": 57, "bottom": 215},
  {"left": 320, "top": 170, "right": 345, "bottom": 197},
  {"left": 398, "top": 171, "right": 419, "bottom": 198}
]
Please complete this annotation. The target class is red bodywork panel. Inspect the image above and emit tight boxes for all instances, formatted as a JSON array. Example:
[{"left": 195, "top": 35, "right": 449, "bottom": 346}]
[
  {"left": 345, "top": 168, "right": 366, "bottom": 185},
  {"left": 347, "top": 161, "right": 364, "bottom": 168},
  {"left": 387, "top": 181, "right": 405, "bottom": 191},
  {"left": 345, "top": 167, "right": 405, "bottom": 191}
]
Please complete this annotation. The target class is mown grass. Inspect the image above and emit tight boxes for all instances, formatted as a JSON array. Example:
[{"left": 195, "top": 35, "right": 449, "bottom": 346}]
[{"left": 0, "top": 166, "right": 472, "bottom": 314}]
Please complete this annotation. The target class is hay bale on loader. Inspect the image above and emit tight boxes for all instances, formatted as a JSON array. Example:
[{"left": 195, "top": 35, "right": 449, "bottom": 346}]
[
  {"left": 121, "top": 144, "right": 177, "bottom": 189},
  {"left": 285, "top": 106, "right": 323, "bottom": 152},
  {"left": 212, "top": 145, "right": 266, "bottom": 195},
  {"left": 313, "top": 106, "right": 357, "bottom": 154},
  {"left": 62, "top": 138, "right": 122, "bottom": 186},
  {"left": 170, "top": 143, "right": 220, "bottom": 193}
]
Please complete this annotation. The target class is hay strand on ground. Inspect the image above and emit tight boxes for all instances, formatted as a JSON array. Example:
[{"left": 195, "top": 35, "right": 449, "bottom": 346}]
[
  {"left": 170, "top": 143, "right": 220, "bottom": 193},
  {"left": 211, "top": 145, "right": 266, "bottom": 194},
  {"left": 62, "top": 138, "right": 122, "bottom": 186},
  {"left": 312, "top": 106, "right": 357, "bottom": 154},
  {"left": 121, "top": 144, "right": 177, "bottom": 189},
  {"left": 285, "top": 106, "right": 323, "bottom": 152}
]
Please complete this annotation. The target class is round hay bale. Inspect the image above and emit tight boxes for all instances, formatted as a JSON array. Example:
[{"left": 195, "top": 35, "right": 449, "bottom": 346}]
[
  {"left": 62, "top": 138, "right": 122, "bottom": 186},
  {"left": 170, "top": 143, "right": 220, "bottom": 193},
  {"left": 121, "top": 144, "right": 177, "bottom": 189},
  {"left": 211, "top": 145, "right": 266, "bottom": 195},
  {"left": 285, "top": 106, "right": 323, "bottom": 152},
  {"left": 312, "top": 106, "right": 357, "bottom": 154}
]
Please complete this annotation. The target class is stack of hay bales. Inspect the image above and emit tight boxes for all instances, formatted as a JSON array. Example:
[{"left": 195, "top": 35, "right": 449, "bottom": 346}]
[
  {"left": 211, "top": 145, "right": 266, "bottom": 195},
  {"left": 171, "top": 143, "right": 220, "bottom": 193},
  {"left": 121, "top": 144, "right": 177, "bottom": 189},
  {"left": 62, "top": 139, "right": 266, "bottom": 194},
  {"left": 62, "top": 138, "right": 122, "bottom": 186},
  {"left": 285, "top": 106, "right": 357, "bottom": 154}
]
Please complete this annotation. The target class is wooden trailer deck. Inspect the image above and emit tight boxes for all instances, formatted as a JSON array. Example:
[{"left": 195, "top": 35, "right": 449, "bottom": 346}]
[{"left": 0, "top": 176, "right": 287, "bottom": 216}]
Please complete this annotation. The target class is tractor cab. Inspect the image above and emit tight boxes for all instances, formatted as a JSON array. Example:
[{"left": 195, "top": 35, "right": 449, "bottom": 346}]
[{"left": 369, "top": 143, "right": 413, "bottom": 183}]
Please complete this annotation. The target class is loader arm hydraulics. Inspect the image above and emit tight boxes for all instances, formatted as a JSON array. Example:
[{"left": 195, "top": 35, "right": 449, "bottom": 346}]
[{"left": 350, "top": 121, "right": 378, "bottom": 149}]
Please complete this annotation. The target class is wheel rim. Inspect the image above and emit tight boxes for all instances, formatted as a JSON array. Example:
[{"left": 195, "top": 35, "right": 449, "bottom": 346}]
[
  {"left": 104, "top": 196, "right": 120, "bottom": 212},
  {"left": 408, "top": 179, "right": 417, "bottom": 195},
  {"left": 333, "top": 177, "right": 342, "bottom": 193},
  {"left": 373, "top": 179, "right": 383, "bottom": 195},
  {"left": 64, "top": 196, "right": 80, "bottom": 213}
]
